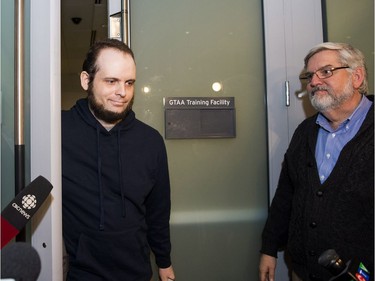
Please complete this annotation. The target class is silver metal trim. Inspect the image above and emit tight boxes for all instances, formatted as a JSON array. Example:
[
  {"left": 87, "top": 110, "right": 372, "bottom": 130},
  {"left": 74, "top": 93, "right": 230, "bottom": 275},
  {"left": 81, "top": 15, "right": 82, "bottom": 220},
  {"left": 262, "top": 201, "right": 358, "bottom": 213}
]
[
  {"left": 285, "top": 80, "right": 290, "bottom": 107},
  {"left": 123, "top": 0, "right": 131, "bottom": 46},
  {"left": 15, "top": 0, "right": 25, "bottom": 145}
]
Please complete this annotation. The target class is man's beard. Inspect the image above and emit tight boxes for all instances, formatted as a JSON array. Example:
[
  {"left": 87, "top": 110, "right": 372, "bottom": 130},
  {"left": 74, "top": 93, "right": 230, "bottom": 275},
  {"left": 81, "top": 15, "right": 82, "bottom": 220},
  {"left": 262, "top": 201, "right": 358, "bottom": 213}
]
[
  {"left": 308, "top": 79, "right": 354, "bottom": 112},
  {"left": 87, "top": 87, "right": 134, "bottom": 124}
]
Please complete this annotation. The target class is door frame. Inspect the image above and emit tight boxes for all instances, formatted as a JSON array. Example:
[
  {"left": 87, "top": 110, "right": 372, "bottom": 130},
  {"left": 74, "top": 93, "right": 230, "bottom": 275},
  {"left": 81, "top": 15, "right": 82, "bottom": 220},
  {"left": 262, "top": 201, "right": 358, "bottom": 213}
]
[
  {"left": 263, "top": 0, "right": 323, "bottom": 278},
  {"left": 30, "top": 0, "right": 63, "bottom": 280}
]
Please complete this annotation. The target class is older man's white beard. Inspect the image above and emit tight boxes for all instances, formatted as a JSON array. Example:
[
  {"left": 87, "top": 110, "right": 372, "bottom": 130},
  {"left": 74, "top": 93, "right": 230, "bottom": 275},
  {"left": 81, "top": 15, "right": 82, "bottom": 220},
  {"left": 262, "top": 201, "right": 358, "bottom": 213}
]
[{"left": 309, "top": 80, "right": 354, "bottom": 112}]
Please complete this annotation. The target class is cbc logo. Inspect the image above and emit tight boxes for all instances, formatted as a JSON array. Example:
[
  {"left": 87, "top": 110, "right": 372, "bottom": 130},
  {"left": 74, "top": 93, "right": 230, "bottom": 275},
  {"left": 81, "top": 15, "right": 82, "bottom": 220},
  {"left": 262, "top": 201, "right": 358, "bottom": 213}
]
[{"left": 22, "top": 194, "right": 37, "bottom": 209}]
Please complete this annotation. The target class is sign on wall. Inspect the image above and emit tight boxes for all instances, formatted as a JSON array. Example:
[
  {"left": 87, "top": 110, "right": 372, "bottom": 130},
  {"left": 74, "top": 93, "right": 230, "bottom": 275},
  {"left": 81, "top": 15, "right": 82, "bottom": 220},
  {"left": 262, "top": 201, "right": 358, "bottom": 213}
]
[{"left": 164, "top": 97, "right": 236, "bottom": 139}]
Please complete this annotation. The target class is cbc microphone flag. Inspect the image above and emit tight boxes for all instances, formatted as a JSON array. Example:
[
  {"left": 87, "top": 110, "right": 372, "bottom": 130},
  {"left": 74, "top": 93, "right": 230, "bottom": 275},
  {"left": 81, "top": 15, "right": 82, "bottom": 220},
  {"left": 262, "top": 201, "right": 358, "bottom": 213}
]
[{"left": 1, "top": 176, "right": 53, "bottom": 249}]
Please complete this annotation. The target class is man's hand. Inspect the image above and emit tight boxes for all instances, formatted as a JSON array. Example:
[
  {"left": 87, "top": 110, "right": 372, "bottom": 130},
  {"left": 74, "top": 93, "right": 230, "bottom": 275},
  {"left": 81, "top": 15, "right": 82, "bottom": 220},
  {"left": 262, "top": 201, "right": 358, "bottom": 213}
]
[
  {"left": 159, "top": 265, "right": 175, "bottom": 281},
  {"left": 259, "top": 254, "right": 277, "bottom": 281}
]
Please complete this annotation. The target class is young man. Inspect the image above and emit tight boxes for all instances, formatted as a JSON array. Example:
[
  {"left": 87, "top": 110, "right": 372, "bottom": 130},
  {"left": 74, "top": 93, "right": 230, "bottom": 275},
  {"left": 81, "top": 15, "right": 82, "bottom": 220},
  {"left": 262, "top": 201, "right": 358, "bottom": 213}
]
[
  {"left": 62, "top": 39, "right": 175, "bottom": 281},
  {"left": 259, "top": 42, "right": 373, "bottom": 281}
]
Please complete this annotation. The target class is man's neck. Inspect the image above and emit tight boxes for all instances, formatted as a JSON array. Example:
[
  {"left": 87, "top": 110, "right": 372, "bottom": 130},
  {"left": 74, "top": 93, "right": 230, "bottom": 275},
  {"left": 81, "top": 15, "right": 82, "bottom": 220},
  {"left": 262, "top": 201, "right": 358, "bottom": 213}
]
[{"left": 88, "top": 106, "right": 119, "bottom": 131}]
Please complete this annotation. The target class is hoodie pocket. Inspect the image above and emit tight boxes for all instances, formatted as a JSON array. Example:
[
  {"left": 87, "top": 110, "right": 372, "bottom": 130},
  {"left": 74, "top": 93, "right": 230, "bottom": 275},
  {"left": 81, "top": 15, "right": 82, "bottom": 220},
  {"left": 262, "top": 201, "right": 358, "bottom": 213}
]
[{"left": 74, "top": 227, "right": 151, "bottom": 279}]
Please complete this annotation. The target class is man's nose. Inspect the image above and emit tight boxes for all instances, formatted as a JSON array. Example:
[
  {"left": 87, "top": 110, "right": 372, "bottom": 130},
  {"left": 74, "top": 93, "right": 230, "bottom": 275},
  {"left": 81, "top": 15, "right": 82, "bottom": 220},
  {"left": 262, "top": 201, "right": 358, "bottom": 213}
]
[{"left": 117, "top": 83, "right": 127, "bottom": 97}]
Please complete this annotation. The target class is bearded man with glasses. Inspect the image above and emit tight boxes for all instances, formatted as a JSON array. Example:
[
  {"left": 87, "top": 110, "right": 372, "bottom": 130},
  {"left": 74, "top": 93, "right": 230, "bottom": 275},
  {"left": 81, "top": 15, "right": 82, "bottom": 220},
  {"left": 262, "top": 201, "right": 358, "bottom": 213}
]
[{"left": 259, "top": 42, "right": 373, "bottom": 281}]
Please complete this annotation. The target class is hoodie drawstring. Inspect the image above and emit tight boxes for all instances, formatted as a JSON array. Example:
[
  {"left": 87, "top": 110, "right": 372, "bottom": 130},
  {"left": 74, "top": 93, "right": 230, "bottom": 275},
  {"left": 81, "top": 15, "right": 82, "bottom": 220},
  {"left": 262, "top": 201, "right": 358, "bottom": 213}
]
[
  {"left": 117, "top": 131, "right": 127, "bottom": 218},
  {"left": 96, "top": 126, "right": 127, "bottom": 231},
  {"left": 96, "top": 125, "right": 105, "bottom": 231}
]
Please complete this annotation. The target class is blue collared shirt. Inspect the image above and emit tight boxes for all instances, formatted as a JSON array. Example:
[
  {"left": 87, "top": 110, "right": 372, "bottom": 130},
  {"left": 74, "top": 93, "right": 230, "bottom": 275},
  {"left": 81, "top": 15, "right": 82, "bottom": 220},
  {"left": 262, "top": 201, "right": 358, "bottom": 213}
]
[{"left": 315, "top": 95, "right": 373, "bottom": 183}]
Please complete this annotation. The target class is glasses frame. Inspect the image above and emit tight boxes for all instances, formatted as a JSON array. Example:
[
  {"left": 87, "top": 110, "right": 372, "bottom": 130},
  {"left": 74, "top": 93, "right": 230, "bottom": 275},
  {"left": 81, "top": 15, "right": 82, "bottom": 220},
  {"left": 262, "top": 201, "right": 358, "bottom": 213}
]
[{"left": 299, "top": 66, "right": 350, "bottom": 82}]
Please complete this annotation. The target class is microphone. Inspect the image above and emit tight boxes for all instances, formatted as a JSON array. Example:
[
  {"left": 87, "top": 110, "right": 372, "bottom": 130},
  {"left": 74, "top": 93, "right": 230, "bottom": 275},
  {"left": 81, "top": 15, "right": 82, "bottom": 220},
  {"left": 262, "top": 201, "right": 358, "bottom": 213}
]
[
  {"left": 1, "top": 176, "right": 53, "bottom": 249},
  {"left": 318, "top": 249, "right": 370, "bottom": 281},
  {"left": 1, "top": 242, "right": 41, "bottom": 281}
]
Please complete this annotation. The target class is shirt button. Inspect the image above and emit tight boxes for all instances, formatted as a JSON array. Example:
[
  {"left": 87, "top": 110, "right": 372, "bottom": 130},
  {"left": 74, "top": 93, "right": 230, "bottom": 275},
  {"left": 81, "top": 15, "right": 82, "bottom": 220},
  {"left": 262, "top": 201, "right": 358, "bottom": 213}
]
[
  {"left": 316, "top": 190, "right": 323, "bottom": 197},
  {"left": 332, "top": 133, "right": 336, "bottom": 138},
  {"left": 320, "top": 175, "right": 325, "bottom": 181},
  {"left": 309, "top": 250, "right": 316, "bottom": 256},
  {"left": 326, "top": 153, "right": 331, "bottom": 159}
]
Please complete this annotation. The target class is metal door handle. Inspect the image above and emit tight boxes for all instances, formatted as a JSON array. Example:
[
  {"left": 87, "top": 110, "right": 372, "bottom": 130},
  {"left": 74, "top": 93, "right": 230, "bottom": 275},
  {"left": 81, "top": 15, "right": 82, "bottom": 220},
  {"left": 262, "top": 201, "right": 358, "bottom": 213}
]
[
  {"left": 109, "top": 0, "right": 131, "bottom": 46},
  {"left": 285, "top": 81, "right": 290, "bottom": 107}
]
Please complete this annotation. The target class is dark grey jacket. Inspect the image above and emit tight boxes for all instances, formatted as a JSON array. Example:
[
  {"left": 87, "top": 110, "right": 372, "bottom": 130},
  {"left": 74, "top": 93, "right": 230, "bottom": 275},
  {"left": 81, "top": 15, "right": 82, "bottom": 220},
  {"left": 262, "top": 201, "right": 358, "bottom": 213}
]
[{"left": 261, "top": 95, "right": 374, "bottom": 281}]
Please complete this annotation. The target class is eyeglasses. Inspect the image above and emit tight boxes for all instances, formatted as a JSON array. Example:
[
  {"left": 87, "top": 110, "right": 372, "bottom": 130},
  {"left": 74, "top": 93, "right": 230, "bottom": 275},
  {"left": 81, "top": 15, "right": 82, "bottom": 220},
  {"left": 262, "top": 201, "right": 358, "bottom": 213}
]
[{"left": 299, "top": 66, "right": 350, "bottom": 82}]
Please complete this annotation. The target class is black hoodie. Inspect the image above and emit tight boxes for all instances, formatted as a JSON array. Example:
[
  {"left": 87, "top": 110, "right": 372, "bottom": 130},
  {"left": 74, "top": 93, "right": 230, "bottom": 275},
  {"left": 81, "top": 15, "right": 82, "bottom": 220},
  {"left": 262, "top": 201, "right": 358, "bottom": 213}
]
[{"left": 62, "top": 99, "right": 172, "bottom": 281}]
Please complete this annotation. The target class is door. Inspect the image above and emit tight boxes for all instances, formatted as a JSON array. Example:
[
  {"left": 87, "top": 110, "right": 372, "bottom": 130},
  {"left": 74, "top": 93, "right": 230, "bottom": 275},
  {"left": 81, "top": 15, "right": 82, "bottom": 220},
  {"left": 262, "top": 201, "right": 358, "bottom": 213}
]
[
  {"left": 1, "top": 0, "right": 63, "bottom": 280},
  {"left": 130, "top": 1, "right": 268, "bottom": 280}
]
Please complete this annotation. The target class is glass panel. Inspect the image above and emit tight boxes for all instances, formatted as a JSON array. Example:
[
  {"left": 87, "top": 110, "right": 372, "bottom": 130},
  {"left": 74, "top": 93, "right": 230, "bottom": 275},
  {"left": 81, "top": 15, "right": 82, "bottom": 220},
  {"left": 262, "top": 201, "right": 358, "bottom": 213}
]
[
  {"left": 131, "top": 1, "right": 268, "bottom": 280},
  {"left": 1, "top": 0, "right": 30, "bottom": 234},
  {"left": 1, "top": 0, "right": 15, "bottom": 208},
  {"left": 323, "top": 0, "right": 374, "bottom": 93}
]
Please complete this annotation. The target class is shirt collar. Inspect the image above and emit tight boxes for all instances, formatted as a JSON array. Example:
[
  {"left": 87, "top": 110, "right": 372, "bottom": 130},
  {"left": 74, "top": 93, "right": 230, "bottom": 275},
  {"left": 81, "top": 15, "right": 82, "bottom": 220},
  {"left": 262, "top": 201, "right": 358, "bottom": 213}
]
[{"left": 316, "top": 95, "right": 372, "bottom": 132}]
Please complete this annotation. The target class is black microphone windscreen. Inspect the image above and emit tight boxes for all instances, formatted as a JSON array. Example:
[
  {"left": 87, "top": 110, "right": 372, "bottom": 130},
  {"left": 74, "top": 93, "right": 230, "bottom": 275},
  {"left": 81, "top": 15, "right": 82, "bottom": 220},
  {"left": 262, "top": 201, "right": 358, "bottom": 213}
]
[
  {"left": 318, "top": 249, "right": 347, "bottom": 276},
  {"left": 1, "top": 242, "right": 41, "bottom": 281},
  {"left": 318, "top": 249, "right": 340, "bottom": 267}
]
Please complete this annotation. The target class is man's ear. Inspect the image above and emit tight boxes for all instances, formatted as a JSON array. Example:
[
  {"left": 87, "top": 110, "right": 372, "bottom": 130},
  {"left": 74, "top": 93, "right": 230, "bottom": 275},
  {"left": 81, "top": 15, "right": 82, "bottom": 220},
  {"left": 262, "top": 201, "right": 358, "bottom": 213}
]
[
  {"left": 351, "top": 66, "right": 365, "bottom": 90},
  {"left": 80, "top": 71, "right": 90, "bottom": 91}
]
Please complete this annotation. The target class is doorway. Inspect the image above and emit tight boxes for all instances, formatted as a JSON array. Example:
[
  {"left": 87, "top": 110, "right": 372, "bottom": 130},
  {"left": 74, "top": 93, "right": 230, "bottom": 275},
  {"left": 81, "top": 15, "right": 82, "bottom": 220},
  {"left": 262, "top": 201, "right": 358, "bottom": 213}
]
[{"left": 61, "top": 0, "right": 268, "bottom": 280}]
